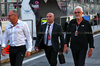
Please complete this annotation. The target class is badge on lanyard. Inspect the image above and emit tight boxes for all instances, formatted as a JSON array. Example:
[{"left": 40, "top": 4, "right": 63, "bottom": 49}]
[
  {"left": 48, "top": 35, "right": 50, "bottom": 40},
  {"left": 75, "top": 25, "right": 79, "bottom": 36},
  {"left": 75, "top": 31, "right": 78, "bottom": 36}
]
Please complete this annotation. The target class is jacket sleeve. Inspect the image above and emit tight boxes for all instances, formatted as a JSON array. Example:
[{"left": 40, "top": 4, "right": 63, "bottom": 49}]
[
  {"left": 58, "top": 25, "right": 64, "bottom": 52},
  {"left": 87, "top": 22, "right": 95, "bottom": 48},
  {"left": 35, "top": 26, "right": 43, "bottom": 47},
  {"left": 64, "top": 21, "right": 72, "bottom": 47}
]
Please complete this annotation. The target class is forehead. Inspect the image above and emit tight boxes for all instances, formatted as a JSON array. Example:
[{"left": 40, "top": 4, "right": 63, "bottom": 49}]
[
  {"left": 8, "top": 11, "right": 13, "bottom": 15},
  {"left": 46, "top": 13, "right": 54, "bottom": 17},
  {"left": 74, "top": 8, "right": 81, "bottom": 12}
]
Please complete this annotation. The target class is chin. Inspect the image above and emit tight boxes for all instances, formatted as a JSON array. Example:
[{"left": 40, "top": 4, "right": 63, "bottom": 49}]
[{"left": 48, "top": 22, "right": 51, "bottom": 23}]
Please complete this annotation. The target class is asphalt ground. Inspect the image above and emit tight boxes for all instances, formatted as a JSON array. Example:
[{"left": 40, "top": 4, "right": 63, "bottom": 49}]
[{"left": 1, "top": 33, "right": 100, "bottom": 66}]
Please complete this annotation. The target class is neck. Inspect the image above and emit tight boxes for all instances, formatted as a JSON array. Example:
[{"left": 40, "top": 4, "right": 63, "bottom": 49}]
[
  {"left": 76, "top": 17, "right": 83, "bottom": 25},
  {"left": 11, "top": 18, "right": 18, "bottom": 26}
]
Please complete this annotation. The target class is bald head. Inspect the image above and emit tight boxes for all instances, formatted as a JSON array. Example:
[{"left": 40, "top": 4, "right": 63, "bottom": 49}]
[
  {"left": 46, "top": 12, "right": 55, "bottom": 24},
  {"left": 47, "top": 12, "right": 54, "bottom": 17},
  {"left": 8, "top": 10, "right": 18, "bottom": 23},
  {"left": 9, "top": 10, "right": 18, "bottom": 16}
]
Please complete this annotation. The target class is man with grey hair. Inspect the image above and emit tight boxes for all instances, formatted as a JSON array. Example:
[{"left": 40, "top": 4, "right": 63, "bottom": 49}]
[
  {"left": 64, "top": 6, "right": 94, "bottom": 66},
  {"left": 1, "top": 10, "right": 32, "bottom": 66}
]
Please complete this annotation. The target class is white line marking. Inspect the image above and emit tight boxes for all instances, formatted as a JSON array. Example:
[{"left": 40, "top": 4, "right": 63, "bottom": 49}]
[
  {"left": 23, "top": 53, "right": 45, "bottom": 64},
  {"left": 23, "top": 33, "right": 100, "bottom": 64},
  {"left": 93, "top": 33, "right": 100, "bottom": 37}
]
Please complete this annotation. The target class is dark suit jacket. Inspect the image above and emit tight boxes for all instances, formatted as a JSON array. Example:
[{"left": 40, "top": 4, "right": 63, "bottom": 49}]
[{"left": 35, "top": 22, "right": 64, "bottom": 52}]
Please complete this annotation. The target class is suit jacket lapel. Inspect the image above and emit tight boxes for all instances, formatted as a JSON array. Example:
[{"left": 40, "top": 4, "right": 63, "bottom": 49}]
[{"left": 52, "top": 23, "right": 56, "bottom": 35}]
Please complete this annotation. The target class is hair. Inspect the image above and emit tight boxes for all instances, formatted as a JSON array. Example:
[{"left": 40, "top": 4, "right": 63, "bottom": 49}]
[
  {"left": 74, "top": 6, "right": 83, "bottom": 12},
  {"left": 11, "top": 10, "right": 18, "bottom": 15}
]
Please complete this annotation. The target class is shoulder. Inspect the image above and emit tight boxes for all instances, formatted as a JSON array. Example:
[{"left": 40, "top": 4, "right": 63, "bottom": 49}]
[
  {"left": 7, "top": 22, "right": 11, "bottom": 26},
  {"left": 41, "top": 23, "right": 47, "bottom": 26},
  {"left": 68, "top": 19, "right": 76, "bottom": 25},
  {"left": 54, "top": 23, "right": 61, "bottom": 27},
  {"left": 83, "top": 19, "right": 91, "bottom": 25},
  {"left": 70, "top": 19, "right": 76, "bottom": 23},
  {"left": 19, "top": 20, "right": 26, "bottom": 24},
  {"left": 6, "top": 22, "right": 11, "bottom": 28},
  {"left": 41, "top": 23, "right": 47, "bottom": 28},
  {"left": 19, "top": 20, "right": 28, "bottom": 26}
]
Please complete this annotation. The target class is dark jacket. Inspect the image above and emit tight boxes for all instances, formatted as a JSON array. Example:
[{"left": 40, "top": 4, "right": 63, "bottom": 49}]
[
  {"left": 35, "top": 22, "right": 64, "bottom": 52},
  {"left": 65, "top": 18, "right": 95, "bottom": 50}
]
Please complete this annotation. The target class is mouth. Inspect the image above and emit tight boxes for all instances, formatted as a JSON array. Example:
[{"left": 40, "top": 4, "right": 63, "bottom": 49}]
[{"left": 76, "top": 17, "right": 80, "bottom": 19}]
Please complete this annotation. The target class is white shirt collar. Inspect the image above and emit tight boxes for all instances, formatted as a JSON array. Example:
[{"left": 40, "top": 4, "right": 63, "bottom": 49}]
[
  {"left": 10, "top": 19, "right": 20, "bottom": 26},
  {"left": 47, "top": 22, "right": 54, "bottom": 26}
]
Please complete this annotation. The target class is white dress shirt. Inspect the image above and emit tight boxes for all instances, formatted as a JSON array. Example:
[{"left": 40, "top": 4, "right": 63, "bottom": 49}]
[
  {"left": 44, "top": 22, "right": 54, "bottom": 46},
  {"left": 2, "top": 20, "right": 32, "bottom": 52},
  {"left": 0, "top": 26, "right": 2, "bottom": 44}
]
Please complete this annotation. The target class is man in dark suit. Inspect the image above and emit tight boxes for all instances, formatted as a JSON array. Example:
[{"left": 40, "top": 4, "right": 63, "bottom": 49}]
[
  {"left": 64, "top": 6, "right": 95, "bottom": 66},
  {"left": 35, "top": 12, "right": 64, "bottom": 66}
]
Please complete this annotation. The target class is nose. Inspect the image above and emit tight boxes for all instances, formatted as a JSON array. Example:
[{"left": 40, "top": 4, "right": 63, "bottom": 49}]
[{"left": 75, "top": 13, "right": 79, "bottom": 15}]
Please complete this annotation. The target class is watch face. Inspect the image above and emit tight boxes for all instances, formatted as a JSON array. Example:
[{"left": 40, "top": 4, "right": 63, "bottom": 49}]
[{"left": 2, "top": 48, "right": 4, "bottom": 49}]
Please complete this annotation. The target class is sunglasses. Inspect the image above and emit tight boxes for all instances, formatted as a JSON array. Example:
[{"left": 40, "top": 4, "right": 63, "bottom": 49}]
[
  {"left": 8, "top": 14, "right": 14, "bottom": 17},
  {"left": 74, "top": 12, "right": 81, "bottom": 14}
]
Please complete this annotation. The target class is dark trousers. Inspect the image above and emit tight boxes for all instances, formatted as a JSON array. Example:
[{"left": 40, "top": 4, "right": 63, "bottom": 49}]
[
  {"left": 44, "top": 46, "right": 58, "bottom": 66},
  {"left": 9, "top": 45, "right": 26, "bottom": 66},
  {"left": 71, "top": 49, "right": 87, "bottom": 66}
]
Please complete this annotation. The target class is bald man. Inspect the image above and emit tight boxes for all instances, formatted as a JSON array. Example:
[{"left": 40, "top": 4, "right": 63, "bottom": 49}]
[
  {"left": 1, "top": 10, "right": 32, "bottom": 66},
  {"left": 35, "top": 12, "right": 64, "bottom": 66}
]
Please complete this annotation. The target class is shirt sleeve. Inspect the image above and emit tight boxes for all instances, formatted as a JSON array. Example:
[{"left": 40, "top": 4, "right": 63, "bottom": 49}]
[
  {"left": 23, "top": 22, "right": 32, "bottom": 52},
  {"left": 2, "top": 28, "right": 8, "bottom": 47}
]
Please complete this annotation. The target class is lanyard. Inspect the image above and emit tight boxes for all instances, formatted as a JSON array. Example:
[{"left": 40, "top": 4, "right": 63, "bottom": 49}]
[{"left": 76, "top": 25, "right": 79, "bottom": 31}]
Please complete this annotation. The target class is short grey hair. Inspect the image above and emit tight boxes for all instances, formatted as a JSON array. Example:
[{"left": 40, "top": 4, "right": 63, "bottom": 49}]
[
  {"left": 74, "top": 6, "right": 83, "bottom": 12},
  {"left": 11, "top": 10, "right": 18, "bottom": 15}
]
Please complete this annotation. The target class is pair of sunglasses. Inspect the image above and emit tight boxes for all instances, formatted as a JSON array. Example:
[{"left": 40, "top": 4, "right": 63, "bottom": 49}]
[
  {"left": 74, "top": 12, "right": 81, "bottom": 14},
  {"left": 8, "top": 14, "right": 14, "bottom": 17}
]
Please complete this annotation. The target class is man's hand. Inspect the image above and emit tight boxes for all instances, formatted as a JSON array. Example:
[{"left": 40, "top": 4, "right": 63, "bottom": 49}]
[
  {"left": 1, "top": 48, "right": 6, "bottom": 56},
  {"left": 58, "top": 52, "right": 63, "bottom": 54},
  {"left": 64, "top": 44, "right": 69, "bottom": 54},
  {"left": 35, "top": 47, "right": 39, "bottom": 52},
  {"left": 88, "top": 48, "right": 93, "bottom": 58},
  {"left": 25, "top": 51, "right": 31, "bottom": 58}
]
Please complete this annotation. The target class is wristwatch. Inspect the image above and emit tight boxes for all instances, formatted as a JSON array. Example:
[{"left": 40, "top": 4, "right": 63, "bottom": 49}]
[{"left": 1, "top": 47, "right": 5, "bottom": 49}]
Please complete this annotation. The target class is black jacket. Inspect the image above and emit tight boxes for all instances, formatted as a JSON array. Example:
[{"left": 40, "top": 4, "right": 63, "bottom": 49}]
[
  {"left": 65, "top": 18, "right": 95, "bottom": 50},
  {"left": 35, "top": 22, "right": 64, "bottom": 52}
]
